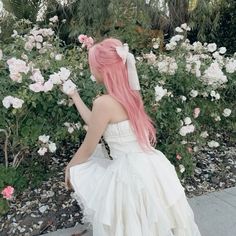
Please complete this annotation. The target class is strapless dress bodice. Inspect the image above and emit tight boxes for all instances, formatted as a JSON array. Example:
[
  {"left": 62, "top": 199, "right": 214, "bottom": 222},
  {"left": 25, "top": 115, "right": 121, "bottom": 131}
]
[{"left": 103, "top": 120, "right": 146, "bottom": 155}]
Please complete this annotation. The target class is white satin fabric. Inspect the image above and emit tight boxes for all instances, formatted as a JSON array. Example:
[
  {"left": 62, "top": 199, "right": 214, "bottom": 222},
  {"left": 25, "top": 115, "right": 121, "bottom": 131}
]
[{"left": 70, "top": 120, "right": 202, "bottom": 236}]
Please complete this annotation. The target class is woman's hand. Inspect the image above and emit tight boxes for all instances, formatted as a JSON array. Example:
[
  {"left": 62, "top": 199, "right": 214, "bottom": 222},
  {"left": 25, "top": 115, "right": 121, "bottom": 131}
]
[
  {"left": 59, "top": 84, "right": 79, "bottom": 99},
  {"left": 65, "top": 164, "right": 73, "bottom": 190}
]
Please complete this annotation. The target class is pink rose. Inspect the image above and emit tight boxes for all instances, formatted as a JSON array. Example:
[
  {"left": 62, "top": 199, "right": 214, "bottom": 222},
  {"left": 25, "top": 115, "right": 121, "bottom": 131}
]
[
  {"left": 29, "top": 82, "right": 45, "bottom": 92},
  {"left": 187, "top": 146, "right": 193, "bottom": 153},
  {"left": 10, "top": 73, "right": 22, "bottom": 83},
  {"left": 78, "top": 34, "right": 94, "bottom": 49},
  {"left": 78, "top": 34, "right": 87, "bottom": 43},
  {"left": 84, "top": 37, "right": 94, "bottom": 49},
  {"left": 193, "top": 107, "right": 200, "bottom": 118},
  {"left": 176, "top": 154, "right": 182, "bottom": 160},
  {"left": 1, "top": 186, "right": 14, "bottom": 199}
]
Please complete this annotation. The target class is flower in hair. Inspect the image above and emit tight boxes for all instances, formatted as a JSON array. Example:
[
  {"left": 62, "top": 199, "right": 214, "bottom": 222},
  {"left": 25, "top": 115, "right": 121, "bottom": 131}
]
[{"left": 78, "top": 34, "right": 94, "bottom": 49}]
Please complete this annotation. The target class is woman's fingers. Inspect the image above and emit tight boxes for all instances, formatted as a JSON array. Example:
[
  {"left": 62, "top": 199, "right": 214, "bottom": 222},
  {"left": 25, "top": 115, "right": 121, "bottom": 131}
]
[{"left": 65, "top": 167, "right": 72, "bottom": 190}]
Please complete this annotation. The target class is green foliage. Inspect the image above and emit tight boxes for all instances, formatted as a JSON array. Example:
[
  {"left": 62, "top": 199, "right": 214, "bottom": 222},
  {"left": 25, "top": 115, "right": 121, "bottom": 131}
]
[
  {"left": 2, "top": 0, "right": 41, "bottom": 22},
  {"left": 0, "top": 164, "right": 27, "bottom": 215},
  {"left": 0, "top": 164, "right": 28, "bottom": 193},
  {"left": 188, "top": 0, "right": 236, "bottom": 54},
  {"left": 0, "top": 155, "right": 55, "bottom": 215},
  {"left": 188, "top": 0, "right": 221, "bottom": 42},
  {"left": 0, "top": 26, "right": 100, "bottom": 172},
  {"left": 214, "top": 0, "right": 236, "bottom": 54}
]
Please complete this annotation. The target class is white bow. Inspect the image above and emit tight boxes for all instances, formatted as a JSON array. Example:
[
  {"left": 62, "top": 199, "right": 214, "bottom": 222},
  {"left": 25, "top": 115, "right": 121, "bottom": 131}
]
[{"left": 115, "top": 43, "right": 140, "bottom": 90}]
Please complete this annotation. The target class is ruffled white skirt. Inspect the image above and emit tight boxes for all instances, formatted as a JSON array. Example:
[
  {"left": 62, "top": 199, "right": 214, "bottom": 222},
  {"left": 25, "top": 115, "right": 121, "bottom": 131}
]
[{"left": 70, "top": 144, "right": 201, "bottom": 236}]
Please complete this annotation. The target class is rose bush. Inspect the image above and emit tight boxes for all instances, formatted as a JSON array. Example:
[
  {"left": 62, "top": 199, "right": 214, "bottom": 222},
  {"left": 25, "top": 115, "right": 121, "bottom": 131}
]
[
  {"left": 0, "top": 20, "right": 235, "bottom": 214},
  {"left": 0, "top": 24, "right": 99, "bottom": 169},
  {"left": 138, "top": 23, "right": 235, "bottom": 176}
]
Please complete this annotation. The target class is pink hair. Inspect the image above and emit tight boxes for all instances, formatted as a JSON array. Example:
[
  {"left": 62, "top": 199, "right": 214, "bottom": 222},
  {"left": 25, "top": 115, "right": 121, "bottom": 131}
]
[{"left": 88, "top": 38, "right": 157, "bottom": 151}]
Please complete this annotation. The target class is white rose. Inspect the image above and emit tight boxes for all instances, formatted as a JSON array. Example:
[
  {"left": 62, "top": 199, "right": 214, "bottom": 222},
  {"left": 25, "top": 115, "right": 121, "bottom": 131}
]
[
  {"left": 12, "top": 98, "right": 24, "bottom": 108},
  {"left": 192, "top": 41, "right": 203, "bottom": 52},
  {"left": 207, "top": 43, "right": 217, "bottom": 53},
  {"left": 219, "top": 47, "right": 227, "bottom": 54},
  {"left": 143, "top": 51, "right": 157, "bottom": 64},
  {"left": 38, "top": 135, "right": 50, "bottom": 143},
  {"left": 36, "top": 42, "right": 42, "bottom": 49},
  {"left": 181, "top": 23, "right": 191, "bottom": 31},
  {"left": 190, "top": 90, "right": 198, "bottom": 97},
  {"left": 50, "top": 52, "right": 55, "bottom": 59},
  {"left": 59, "top": 67, "right": 71, "bottom": 81},
  {"left": 2, "top": 96, "right": 14, "bottom": 109},
  {"left": 215, "top": 93, "right": 220, "bottom": 100},
  {"left": 49, "top": 73, "right": 62, "bottom": 85},
  {"left": 38, "top": 147, "right": 48, "bottom": 156},
  {"left": 68, "top": 127, "right": 74, "bottom": 133},
  {"left": 208, "top": 140, "right": 219, "bottom": 148},
  {"left": 156, "top": 56, "right": 178, "bottom": 75},
  {"left": 222, "top": 108, "right": 231, "bottom": 117},
  {"left": 30, "top": 69, "right": 44, "bottom": 83},
  {"left": 55, "top": 54, "right": 63, "bottom": 61},
  {"left": 24, "top": 41, "right": 34, "bottom": 51},
  {"left": 49, "top": 15, "right": 59, "bottom": 23},
  {"left": 62, "top": 79, "right": 77, "bottom": 95},
  {"left": 154, "top": 85, "right": 167, "bottom": 102},
  {"left": 200, "top": 131, "right": 209, "bottom": 138},
  {"left": 179, "top": 124, "right": 195, "bottom": 136},
  {"left": 10, "top": 73, "right": 22, "bottom": 83},
  {"left": 75, "top": 122, "right": 81, "bottom": 130},
  {"left": 11, "top": 30, "right": 18, "bottom": 38},
  {"left": 179, "top": 164, "right": 185, "bottom": 173},
  {"left": 201, "top": 92, "right": 208, "bottom": 97},
  {"left": 225, "top": 59, "right": 236, "bottom": 74},
  {"left": 64, "top": 122, "right": 70, "bottom": 127},
  {"left": 180, "top": 95, "right": 187, "bottom": 102},
  {"left": 210, "top": 90, "right": 216, "bottom": 97},
  {"left": 29, "top": 82, "right": 45, "bottom": 93},
  {"left": 175, "top": 27, "right": 183, "bottom": 33},
  {"left": 35, "top": 35, "right": 43, "bottom": 43},
  {"left": 48, "top": 142, "right": 57, "bottom": 153},
  {"left": 176, "top": 108, "right": 182, "bottom": 113},
  {"left": 153, "top": 42, "right": 159, "bottom": 49},
  {"left": 184, "top": 117, "right": 192, "bottom": 125},
  {"left": 165, "top": 41, "right": 177, "bottom": 51},
  {"left": 214, "top": 116, "right": 221, "bottom": 121},
  {"left": 212, "top": 51, "right": 220, "bottom": 59},
  {"left": 170, "top": 35, "right": 184, "bottom": 43},
  {"left": 43, "top": 80, "right": 54, "bottom": 92}
]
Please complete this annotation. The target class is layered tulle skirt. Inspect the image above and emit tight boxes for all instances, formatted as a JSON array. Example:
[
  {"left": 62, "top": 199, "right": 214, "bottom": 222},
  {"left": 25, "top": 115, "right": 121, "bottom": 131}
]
[{"left": 70, "top": 144, "right": 201, "bottom": 236}]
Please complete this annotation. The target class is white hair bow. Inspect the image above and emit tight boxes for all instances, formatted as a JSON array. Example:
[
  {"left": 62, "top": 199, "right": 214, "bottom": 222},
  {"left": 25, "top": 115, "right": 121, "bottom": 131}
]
[{"left": 115, "top": 43, "right": 141, "bottom": 90}]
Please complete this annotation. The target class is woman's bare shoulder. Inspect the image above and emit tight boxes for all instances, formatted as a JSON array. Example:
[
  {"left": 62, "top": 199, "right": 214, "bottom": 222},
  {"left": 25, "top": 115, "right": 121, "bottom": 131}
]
[
  {"left": 93, "top": 94, "right": 117, "bottom": 106},
  {"left": 93, "top": 94, "right": 128, "bottom": 122}
]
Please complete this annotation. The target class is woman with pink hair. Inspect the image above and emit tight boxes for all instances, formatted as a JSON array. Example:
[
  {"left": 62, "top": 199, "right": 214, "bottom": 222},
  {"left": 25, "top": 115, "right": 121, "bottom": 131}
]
[{"left": 63, "top": 38, "right": 202, "bottom": 236}]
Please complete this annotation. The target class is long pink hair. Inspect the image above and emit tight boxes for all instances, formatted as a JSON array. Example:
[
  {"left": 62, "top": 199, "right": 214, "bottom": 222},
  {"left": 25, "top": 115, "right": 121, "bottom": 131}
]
[{"left": 88, "top": 38, "right": 156, "bottom": 150}]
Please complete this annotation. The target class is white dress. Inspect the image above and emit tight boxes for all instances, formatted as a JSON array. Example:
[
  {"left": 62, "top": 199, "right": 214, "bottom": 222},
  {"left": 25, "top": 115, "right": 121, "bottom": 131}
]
[{"left": 70, "top": 120, "right": 202, "bottom": 236}]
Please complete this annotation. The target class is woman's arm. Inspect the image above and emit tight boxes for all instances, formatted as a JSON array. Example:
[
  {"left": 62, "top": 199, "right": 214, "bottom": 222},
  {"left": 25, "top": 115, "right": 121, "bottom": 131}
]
[
  {"left": 64, "top": 94, "right": 111, "bottom": 190},
  {"left": 68, "top": 96, "right": 112, "bottom": 166},
  {"left": 70, "top": 91, "right": 92, "bottom": 125}
]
